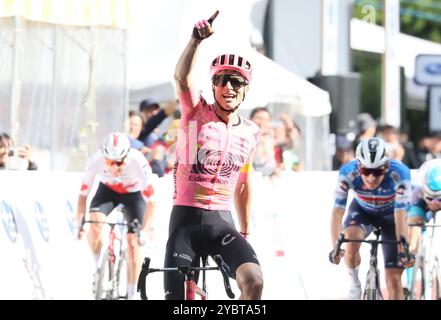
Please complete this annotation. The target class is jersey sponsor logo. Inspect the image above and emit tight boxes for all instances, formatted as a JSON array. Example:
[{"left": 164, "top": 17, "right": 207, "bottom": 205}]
[
  {"left": 191, "top": 148, "right": 243, "bottom": 177},
  {"left": 396, "top": 183, "right": 407, "bottom": 195},
  {"left": 339, "top": 181, "right": 349, "bottom": 192},
  {"left": 0, "top": 200, "right": 18, "bottom": 243},
  {"left": 349, "top": 211, "right": 359, "bottom": 219},
  {"left": 348, "top": 170, "right": 359, "bottom": 182},
  {"left": 173, "top": 252, "right": 193, "bottom": 263},
  {"left": 356, "top": 193, "right": 395, "bottom": 207},
  {"left": 189, "top": 175, "right": 229, "bottom": 185},
  {"left": 221, "top": 234, "right": 236, "bottom": 246},
  {"left": 390, "top": 171, "right": 401, "bottom": 183}
]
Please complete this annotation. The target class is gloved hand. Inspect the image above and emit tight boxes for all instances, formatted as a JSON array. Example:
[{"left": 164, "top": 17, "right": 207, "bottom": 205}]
[
  {"left": 192, "top": 10, "right": 219, "bottom": 42},
  {"left": 398, "top": 251, "right": 415, "bottom": 268},
  {"left": 329, "top": 248, "right": 345, "bottom": 265}
]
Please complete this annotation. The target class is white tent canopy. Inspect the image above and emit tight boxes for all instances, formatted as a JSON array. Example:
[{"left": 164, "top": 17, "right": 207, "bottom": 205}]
[
  {"left": 127, "top": 0, "right": 331, "bottom": 117},
  {"left": 127, "top": 0, "right": 332, "bottom": 170}
]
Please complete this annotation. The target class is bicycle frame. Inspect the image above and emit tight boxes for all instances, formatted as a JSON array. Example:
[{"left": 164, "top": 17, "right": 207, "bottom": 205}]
[
  {"left": 333, "top": 226, "right": 409, "bottom": 300},
  {"left": 85, "top": 219, "right": 131, "bottom": 300},
  {"left": 137, "top": 255, "right": 235, "bottom": 300},
  {"left": 408, "top": 211, "right": 441, "bottom": 300}
]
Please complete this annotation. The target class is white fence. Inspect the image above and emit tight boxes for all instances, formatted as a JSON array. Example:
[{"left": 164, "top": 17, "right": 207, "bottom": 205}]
[{"left": 0, "top": 170, "right": 366, "bottom": 300}]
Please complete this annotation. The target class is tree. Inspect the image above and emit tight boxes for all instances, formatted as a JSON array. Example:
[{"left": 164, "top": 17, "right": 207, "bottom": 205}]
[{"left": 353, "top": 0, "right": 441, "bottom": 43}]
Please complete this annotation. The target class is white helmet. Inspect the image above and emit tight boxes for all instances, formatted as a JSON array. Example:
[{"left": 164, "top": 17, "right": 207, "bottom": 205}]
[
  {"left": 101, "top": 132, "right": 130, "bottom": 161},
  {"left": 355, "top": 137, "right": 389, "bottom": 168},
  {"left": 422, "top": 164, "right": 441, "bottom": 199}
]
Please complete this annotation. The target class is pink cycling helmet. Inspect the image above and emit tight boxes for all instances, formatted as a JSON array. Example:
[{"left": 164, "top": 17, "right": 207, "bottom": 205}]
[{"left": 210, "top": 54, "right": 252, "bottom": 82}]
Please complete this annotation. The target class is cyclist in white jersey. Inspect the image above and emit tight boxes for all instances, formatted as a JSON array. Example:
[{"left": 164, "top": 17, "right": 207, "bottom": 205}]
[
  {"left": 163, "top": 10, "right": 263, "bottom": 300},
  {"left": 76, "top": 132, "right": 153, "bottom": 300}
]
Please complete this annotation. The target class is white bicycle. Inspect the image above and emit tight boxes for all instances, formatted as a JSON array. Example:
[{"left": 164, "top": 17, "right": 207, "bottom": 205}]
[{"left": 407, "top": 211, "right": 441, "bottom": 300}]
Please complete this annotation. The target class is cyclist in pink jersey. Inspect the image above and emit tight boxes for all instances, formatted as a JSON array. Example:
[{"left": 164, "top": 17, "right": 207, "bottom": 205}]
[
  {"left": 76, "top": 132, "right": 154, "bottom": 299},
  {"left": 164, "top": 10, "right": 263, "bottom": 300}
]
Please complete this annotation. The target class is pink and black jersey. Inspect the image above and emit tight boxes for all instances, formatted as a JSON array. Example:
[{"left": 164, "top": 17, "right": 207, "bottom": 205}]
[{"left": 174, "top": 90, "right": 260, "bottom": 211}]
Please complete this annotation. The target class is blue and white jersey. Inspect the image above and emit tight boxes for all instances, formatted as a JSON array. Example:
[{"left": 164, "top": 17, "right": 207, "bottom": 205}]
[
  {"left": 408, "top": 159, "right": 441, "bottom": 221},
  {"left": 408, "top": 189, "right": 431, "bottom": 222},
  {"left": 334, "top": 159, "right": 411, "bottom": 216}
]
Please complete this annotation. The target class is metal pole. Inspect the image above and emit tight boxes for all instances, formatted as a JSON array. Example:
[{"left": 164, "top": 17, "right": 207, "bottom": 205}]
[
  {"left": 382, "top": 0, "right": 401, "bottom": 127},
  {"left": 122, "top": 29, "right": 129, "bottom": 132},
  {"left": 85, "top": 26, "right": 98, "bottom": 156},
  {"left": 10, "top": 16, "right": 21, "bottom": 144},
  {"left": 50, "top": 25, "right": 58, "bottom": 170}
]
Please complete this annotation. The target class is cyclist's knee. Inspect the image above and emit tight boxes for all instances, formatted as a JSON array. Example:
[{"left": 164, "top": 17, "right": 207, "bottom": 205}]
[
  {"left": 88, "top": 224, "right": 103, "bottom": 238},
  {"left": 236, "top": 263, "right": 263, "bottom": 299},
  {"left": 343, "top": 227, "right": 364, "bottom": 256},
  {"left": 385, "top": 269, "right": 402, "bottom": 289}
]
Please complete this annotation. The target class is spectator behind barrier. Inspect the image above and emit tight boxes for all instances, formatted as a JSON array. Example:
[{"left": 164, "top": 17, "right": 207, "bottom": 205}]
[
  {"left": 352, "top": 113, "right": 377, "bottom": 151},
  {"left": 250, "top": 107, "right": 277, "bottom": 176},
  {"left": 0, "top": 132, "right": 38, "bottom": 170}
]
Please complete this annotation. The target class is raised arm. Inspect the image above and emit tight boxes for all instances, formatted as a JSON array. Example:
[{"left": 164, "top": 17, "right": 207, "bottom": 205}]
[{"left": 174, "top": 10, "right": 219, "bottom": 96}]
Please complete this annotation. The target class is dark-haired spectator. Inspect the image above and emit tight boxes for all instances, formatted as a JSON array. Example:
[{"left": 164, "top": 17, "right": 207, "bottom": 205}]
[
  {"left": 352, "top": 113, "right": 377, "bottom": 151},
  {"left": 250, "top": 107, "right": 277, "bottom": 176},
  {"left": 377, "top": 124, "right": 419, "bottom": 169},
  {"left": 138, "top": 99, "right": 177, "bottom": 146},
  {"left": 0, "top": 132, "right": 38, "bottom": 170},
  {"left": 128, "top": 111, "right": 151, "bottom": 155},
  {"left": 414, "top": 132, "right": 441, "bottom": 166},
  {"left": 332, "top": 133, "right": 355, "bottom": 170}
]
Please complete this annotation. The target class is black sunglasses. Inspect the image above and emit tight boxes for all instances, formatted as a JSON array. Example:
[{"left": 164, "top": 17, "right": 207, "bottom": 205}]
[
  {"left": 359, "top": 166, "right": 388, "bottom": 177},
  {"left": 106, "top": 157, "right": 126, "bottom": 167},
  {"left": 212, "top": 74, "right": 248, "bottom": 89},
  {"left": 423, "top": 195, "right": 441, "bottom": 203}
]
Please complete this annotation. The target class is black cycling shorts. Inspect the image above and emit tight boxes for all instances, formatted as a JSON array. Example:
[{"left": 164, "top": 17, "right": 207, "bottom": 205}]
[
  {"left": 343, "top": 200, "right": 401, "bottom": 269},
  {"left": 163, "top": 205, "right": 260, "bottom": 300},
  {"left": 89, "top": 182, "right": 145, "bottom": 233}
]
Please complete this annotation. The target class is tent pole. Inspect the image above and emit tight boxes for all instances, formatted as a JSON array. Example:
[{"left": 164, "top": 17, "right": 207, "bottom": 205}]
[
  {"left": 10, "top": 16, "right": 21, "bottom": 144},
  {"left": 50, "top": 25, "right": 58, "bottom": 170}
]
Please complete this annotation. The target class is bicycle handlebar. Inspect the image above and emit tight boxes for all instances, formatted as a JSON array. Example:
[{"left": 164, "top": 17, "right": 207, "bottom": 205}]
[
  {"left": 331, "top": 233, "right": 345, "bottom": 262},
  {"left": 408, "top": 223, "right": 441, "bottom": 228},
  {"left": 137, "top": 255, "right": 235, "bottom": 300},
  {"left": 213, "top": 255, "right": 235, "bottom": 299},
  {"left": 332, "top": 233, "right": 411, "bottom": 263}
]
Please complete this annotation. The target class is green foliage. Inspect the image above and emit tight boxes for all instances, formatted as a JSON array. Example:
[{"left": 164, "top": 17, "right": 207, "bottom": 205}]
[{"left": 353, "top": 0, "right": 441, "bottom": 43}]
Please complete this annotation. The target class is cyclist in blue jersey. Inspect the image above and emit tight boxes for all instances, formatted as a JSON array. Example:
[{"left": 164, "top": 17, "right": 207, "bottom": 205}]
[
  {"left": 407, "top": 159, "right": 441, "bottom": 255},
  {"left": 329, "top": 137, "right": 415, "bottom": 300}
]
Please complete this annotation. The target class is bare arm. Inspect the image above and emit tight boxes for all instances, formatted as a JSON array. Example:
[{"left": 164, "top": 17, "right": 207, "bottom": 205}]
[
  {"left": 76, "top": 194, "right": 87, "bottom": 227},
  {"left": 331, "top": 207, "right": 345, "bottom": 246},
  {"left": 174, "top": 10, "right": 219, "bottom": 96},
  {"left": 142, "top": 201, "right": 155, "bottom": 232},
  {"left": 234, "top": 178, "right": 252, "bottom": 235},
  {"left": 174, "top": 39, "right": 201, "bottom": 96},
  {"left": 394, "top": 209, "right": 408, "bottom": 244}
]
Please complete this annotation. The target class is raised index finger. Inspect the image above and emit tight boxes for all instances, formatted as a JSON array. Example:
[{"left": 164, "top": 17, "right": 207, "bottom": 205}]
[{"left": 207, "top": 10, "right": 219, "bottom": 24}]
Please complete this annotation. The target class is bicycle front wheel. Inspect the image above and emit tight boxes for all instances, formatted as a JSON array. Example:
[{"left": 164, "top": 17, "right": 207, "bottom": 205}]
[
  {"left": 96, "top": 251, "right": 115, "bottom": 300},
  {"left": 431, "top": 259, "right": 441, "bottom": 300},
  {"left": 364, "top": 269, "right": 383, "bottom": 300},
  {"left": 116, "top": 250, "right": 128, "bottom": 300},
  {"left": 409, "top": 258, "right": 425, "bottom": 300}
]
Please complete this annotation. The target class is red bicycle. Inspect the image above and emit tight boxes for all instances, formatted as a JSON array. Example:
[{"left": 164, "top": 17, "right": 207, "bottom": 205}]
[
  {"left": 82, "top": 216, "right": 140, "bottom": 300},
  {"left": 137, "top": 255, "right": 235, "bottom": 300}
]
